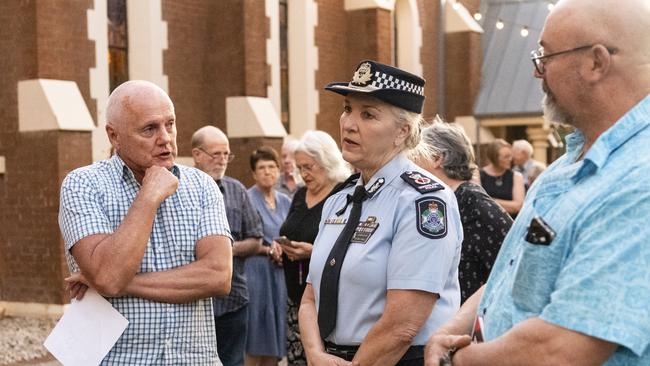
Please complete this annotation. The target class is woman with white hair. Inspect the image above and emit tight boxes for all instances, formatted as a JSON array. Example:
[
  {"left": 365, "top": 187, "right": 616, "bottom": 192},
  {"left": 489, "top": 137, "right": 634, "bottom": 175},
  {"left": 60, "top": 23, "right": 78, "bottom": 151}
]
[
  {"left": 299, "top": 60, "right": 463, "bottom": 365},
  {"left": 417, "top": 121, "right": 513, "bottom": 304},
  {"left": 277, "top": 130, "right": 350, "bottom": 365}
]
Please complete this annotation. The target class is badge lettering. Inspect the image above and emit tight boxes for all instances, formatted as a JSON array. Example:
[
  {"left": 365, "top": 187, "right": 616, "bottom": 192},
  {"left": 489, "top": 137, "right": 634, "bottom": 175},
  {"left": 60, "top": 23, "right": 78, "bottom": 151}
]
[{"left": 351, "top": 216, "right": 380, "bottom": 244}]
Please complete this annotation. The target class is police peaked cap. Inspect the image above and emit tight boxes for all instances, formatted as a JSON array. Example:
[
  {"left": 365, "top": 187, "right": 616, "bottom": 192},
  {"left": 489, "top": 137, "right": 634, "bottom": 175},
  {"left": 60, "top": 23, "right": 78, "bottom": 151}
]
[{"left": 325, "top": 60, "right": 426, "bottom": 114}]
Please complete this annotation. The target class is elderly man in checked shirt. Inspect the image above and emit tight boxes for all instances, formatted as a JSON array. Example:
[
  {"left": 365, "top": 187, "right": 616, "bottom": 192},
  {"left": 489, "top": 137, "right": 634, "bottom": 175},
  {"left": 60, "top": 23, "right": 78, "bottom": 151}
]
[{"left": 59, "top": 80, "right": 233, "bottom": 365}]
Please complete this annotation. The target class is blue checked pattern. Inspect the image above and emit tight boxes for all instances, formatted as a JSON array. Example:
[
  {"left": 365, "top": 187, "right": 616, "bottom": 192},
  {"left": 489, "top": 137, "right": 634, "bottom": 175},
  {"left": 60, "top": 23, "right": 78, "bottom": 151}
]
[
  {"left": 212, "top": 176, "right": 263, "bottom": 317},
  {"left": 370, "top": 71, "right": 425, "bottom": 96},
  {"left": 479, "top": 94, "right": 650, "bottom": 365},
  {"left": 59, "top": 155, "right": 232, "bottom": 365}
]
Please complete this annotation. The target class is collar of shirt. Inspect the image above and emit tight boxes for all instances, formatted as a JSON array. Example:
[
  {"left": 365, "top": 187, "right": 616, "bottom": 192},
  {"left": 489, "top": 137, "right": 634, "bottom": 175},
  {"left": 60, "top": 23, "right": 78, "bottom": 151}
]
[
  {"left": 571, "top": 94, "right": 650, "bottom": 183},
  {"left": 109, "top": 154, "right": 181, "bottom": 185},
  {"left": 359, "top": 153, "right": 410, "bottom": 198}
]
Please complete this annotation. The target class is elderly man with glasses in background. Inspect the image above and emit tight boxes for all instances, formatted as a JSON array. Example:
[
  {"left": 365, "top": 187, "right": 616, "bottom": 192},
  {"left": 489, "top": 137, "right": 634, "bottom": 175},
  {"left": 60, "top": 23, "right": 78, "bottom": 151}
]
[
  {"left": 192, "top": 126, "right": 263, "bottom": 366},
  {"left": 425, "top": 0, "right": 650, "bottom": 365}
]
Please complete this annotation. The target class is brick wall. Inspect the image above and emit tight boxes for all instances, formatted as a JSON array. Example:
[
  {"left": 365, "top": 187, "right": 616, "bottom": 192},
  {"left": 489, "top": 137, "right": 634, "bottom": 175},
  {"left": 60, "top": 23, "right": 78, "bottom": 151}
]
[
  {"left": 418, "top": 0, "right": 441, "bottom": 120},
  {"left": 445, "top": 32, "right": 482, "bottom": 122},
  {"left": 314, "top": 0, "right": 347, "bottom": 142},
  {"left": 163, "top": 0, "right": 269, "bottom": 185},
  {"left": 0, "top": 0, "right": 95, "bottom": 304}
]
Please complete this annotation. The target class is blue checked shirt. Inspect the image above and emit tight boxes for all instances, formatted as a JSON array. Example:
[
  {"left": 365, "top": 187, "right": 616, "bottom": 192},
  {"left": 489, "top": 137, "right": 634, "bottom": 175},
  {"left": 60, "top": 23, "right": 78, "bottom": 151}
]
[
  {"left": 479, "top": 94, "right": 650, "bottom": 365},
  {"left": 59, "top": 155, "right": 232, "bottom": 365},
  {"left": 212, "top": 176, "right": 263, "bottom": 317}
]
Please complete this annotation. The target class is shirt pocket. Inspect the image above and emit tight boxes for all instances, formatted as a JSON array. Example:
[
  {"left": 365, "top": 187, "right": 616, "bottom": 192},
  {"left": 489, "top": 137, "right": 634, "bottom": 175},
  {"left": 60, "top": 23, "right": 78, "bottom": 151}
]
[
  {"left": 511, "top": 192, "right": 575, "bottom": 313},
  {"left": 169, "top": 202, "right": 202, "bottom": 265}
]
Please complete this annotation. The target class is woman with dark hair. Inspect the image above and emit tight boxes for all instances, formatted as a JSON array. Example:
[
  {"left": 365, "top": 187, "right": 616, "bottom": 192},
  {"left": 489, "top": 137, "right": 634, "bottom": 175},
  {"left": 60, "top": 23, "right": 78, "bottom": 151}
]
[
  {"left": 479, "top": 139, "right": 525, "bottom": 216},
  {"left": 245, "top": 146, "right": 291, "bottom": 366},
  {"left": 417, "top": 121, "right": 513, "bottom": 303}
]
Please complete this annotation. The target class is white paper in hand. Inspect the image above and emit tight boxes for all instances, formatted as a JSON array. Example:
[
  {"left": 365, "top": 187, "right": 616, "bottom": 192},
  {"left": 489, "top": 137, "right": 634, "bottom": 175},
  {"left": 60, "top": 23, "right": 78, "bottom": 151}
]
[{"left": 44, "top": 289, "right": 129, "bottom": 366}]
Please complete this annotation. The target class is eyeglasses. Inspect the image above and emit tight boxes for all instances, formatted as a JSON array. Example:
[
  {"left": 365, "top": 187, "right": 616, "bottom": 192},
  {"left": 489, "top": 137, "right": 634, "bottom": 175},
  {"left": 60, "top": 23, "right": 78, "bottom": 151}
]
[
  {"left": 530, "top": 44, "right": 618, "bottom": 75},
  {"left": 296, "top": 163, "right": 317, "bottom": 173},
  {"left": 197, "top": 147, "right": 235, "bottom": 162}
]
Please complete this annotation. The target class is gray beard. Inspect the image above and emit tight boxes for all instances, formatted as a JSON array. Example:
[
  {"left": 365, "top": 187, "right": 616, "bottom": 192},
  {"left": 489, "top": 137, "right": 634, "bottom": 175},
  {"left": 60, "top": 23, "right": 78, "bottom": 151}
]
[{"left": 542, "top": 93, "right": 575, "bottom": 127}]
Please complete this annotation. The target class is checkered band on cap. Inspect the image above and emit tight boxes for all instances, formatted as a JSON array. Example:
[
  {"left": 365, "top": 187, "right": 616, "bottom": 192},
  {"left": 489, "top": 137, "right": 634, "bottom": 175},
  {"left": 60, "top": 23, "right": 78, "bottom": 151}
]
[
  {"left": 325, "top": 59, "right": 426, "bottom": 113},
  {"left": 369, "top": 71, "right": 425, "bottom": 96}
]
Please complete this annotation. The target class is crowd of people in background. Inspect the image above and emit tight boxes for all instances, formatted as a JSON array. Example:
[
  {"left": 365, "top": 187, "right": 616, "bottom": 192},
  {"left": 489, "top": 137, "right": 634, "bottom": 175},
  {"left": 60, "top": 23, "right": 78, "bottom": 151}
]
[{"left": 58, "top": 0, "right": 650, "bottom": 364}]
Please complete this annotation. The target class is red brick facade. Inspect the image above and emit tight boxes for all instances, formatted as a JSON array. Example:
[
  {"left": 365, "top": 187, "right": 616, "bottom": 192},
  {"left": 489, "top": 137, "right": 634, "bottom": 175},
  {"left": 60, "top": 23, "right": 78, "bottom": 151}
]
[
  {"left": 0, "top": 1, "right": 95, "bottom": 304},
  {"left": 0, "top": 0, "right": 481, "bottom": 305}
]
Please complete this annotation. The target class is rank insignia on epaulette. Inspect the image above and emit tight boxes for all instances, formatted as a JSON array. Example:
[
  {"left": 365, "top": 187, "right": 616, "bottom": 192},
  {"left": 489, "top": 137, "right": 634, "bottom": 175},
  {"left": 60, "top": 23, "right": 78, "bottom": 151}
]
[
  {"left": 415, "top": 197, "right": 447, "bottom": 239},
  {"left": 401, "top": 171, "right": 444, "bottom": 193}
]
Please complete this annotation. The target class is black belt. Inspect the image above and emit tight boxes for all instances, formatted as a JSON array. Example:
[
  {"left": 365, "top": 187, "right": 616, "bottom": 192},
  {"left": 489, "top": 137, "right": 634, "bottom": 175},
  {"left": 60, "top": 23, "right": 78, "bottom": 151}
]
[{"left": 325, "top": 342, "right": 424, "bottom": 362}]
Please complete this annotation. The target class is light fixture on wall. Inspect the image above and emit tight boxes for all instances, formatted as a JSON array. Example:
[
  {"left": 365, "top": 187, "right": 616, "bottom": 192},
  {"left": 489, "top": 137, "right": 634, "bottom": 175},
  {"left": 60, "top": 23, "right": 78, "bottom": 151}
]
[
  {"left": 495, "top": 19, "right": 505, "bottom": 30},
  {"left": 520, "top": 26, "right": 529, "bottom": 37}
]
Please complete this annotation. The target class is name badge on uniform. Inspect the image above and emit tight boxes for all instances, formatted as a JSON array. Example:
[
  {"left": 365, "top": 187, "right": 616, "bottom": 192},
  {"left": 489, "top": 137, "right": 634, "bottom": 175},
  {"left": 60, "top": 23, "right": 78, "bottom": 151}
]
[
  {"left": 351, "top": 216, "right": 380, "bottom": 244},
  {"left": 325, "top": 217, "right": 348, "bottom": 225}
]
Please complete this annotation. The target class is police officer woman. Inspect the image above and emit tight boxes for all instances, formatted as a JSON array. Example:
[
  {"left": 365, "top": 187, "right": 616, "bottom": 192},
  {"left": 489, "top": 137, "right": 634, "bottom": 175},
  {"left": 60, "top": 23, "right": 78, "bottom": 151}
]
[{"left": 299, "top": 60, "right": 463, "bottom": 366}]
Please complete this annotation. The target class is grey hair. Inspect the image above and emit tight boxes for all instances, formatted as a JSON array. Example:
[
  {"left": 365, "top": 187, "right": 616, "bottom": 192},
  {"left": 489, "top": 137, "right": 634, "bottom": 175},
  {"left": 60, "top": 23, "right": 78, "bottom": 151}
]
[
  {"left": 512, "top": 139, "right": 534, "bottom": 156},
  {"left": 294, "top": 130, "right": 352, "bottom": 183},
  {"left": 420, "top": 119, "right": 477, "bottom": 181}
]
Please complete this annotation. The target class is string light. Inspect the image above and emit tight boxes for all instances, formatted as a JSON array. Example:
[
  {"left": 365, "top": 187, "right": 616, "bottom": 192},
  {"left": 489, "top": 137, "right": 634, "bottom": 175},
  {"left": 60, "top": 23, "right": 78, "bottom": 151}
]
[{"left": 471, "top": 0, "right": 557, "bottom": 33}]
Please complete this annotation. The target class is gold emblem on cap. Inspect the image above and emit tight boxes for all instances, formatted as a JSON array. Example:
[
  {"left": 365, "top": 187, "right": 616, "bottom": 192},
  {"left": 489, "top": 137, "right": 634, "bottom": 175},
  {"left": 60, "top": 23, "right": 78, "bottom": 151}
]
[
  {"left": 329, "top": 258, "right": 336, "bottom": 266},
  {"left": 351, "top": 62, "right": 372, "bottom": 86}
]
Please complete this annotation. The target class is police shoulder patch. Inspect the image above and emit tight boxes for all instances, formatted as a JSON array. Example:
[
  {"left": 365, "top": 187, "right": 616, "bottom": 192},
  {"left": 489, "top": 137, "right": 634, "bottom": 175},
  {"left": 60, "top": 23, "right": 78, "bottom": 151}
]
[
  {"left": 400, "top": 171, "right": 444, "bottom": 194},
  {"left": 415, "top": 197, "right": 447, "bottom": 239}
]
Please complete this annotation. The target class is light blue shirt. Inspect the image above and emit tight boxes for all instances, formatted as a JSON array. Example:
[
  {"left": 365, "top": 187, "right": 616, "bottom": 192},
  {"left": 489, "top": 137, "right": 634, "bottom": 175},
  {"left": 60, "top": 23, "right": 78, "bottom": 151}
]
[
  {"left": 59, "top": 155, "right": 231, "bottom": 365},
  {"left": 308, "top": 154, "right": 462, "bottom": 345},
  {"left": 479, "top": 94, "right": 650, "bottom": 365}
]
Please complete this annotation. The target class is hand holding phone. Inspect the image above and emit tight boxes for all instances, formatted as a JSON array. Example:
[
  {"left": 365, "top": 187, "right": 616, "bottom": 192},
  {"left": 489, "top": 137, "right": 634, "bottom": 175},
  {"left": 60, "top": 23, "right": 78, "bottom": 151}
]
[{"left": 274, "top": 236, "right": 291, "bottom": 246}]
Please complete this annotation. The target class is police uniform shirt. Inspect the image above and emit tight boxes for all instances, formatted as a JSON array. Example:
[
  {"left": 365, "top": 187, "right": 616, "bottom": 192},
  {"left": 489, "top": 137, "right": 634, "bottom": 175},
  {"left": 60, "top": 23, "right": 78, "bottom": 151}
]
[{"left": 307, "top": 154, "right": 463, "bottom": 345}]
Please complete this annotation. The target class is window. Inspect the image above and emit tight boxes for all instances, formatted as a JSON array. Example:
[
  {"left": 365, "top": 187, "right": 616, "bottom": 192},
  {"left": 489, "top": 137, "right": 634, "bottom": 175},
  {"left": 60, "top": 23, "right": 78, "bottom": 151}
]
[
  {"left": 279, "top": 0, "right": 290, "bottom": 132},
  {"left": 108, "top": 0, "right": 129, "bottom": 92}
]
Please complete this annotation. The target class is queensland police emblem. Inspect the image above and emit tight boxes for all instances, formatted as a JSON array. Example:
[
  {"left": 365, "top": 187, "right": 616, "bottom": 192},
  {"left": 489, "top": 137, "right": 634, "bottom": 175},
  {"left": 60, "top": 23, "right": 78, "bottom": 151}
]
[
  {"left": 351, "top": 62, "right": 373, "bottom": 86},
  {"left": 415, "top": 197, "right": 447, "bottom": 239}
]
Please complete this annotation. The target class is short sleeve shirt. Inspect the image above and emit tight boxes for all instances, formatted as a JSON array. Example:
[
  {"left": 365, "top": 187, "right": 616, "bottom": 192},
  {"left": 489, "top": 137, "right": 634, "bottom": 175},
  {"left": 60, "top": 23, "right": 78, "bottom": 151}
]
[
  {"left": 479, "top": 94, "right": 650, "bottom": 365},
  {"left": 59, "top": 155, "right": 232, "bottom": 365},
  {"left": 308, "top": 154, "right": 463, "bottom": 345}
]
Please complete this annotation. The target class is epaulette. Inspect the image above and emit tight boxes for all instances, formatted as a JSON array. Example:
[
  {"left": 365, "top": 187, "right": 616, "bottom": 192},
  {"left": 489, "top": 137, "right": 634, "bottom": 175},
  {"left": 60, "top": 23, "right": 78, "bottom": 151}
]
[{"left": 400, "top": 171, "right": 444, "bottom": 194}]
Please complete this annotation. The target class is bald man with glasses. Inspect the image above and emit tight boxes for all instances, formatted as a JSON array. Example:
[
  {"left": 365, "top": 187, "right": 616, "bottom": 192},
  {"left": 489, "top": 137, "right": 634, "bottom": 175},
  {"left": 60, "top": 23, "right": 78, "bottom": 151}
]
[
  {"left": 425, "top": 0, "right": 650, "bottom": 365},
  {"left": 192, "top": 126, "right": 263, "bottom": 366}
]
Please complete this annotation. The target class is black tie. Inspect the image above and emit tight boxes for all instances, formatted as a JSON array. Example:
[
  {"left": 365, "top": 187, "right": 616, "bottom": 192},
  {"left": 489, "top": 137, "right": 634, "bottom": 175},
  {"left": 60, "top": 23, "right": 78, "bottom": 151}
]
[{"left": 318, "top": 185, "right": 368, "bottom": 340}]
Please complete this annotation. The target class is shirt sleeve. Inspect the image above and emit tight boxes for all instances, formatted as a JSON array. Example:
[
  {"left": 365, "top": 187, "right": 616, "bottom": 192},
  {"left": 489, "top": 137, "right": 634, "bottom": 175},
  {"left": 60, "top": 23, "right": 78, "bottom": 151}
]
[
  {"left": 540, "top": 185, "right": 650, "bottom": 356},
  {"left": 197, "top": 176, "right": 233, "bottom": 242},
  {"left": 58, "top": 171, "right": 113, "bottom": 251},
  {"left": 387, "top": 190, "right": 461, "bottom": 294}
]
